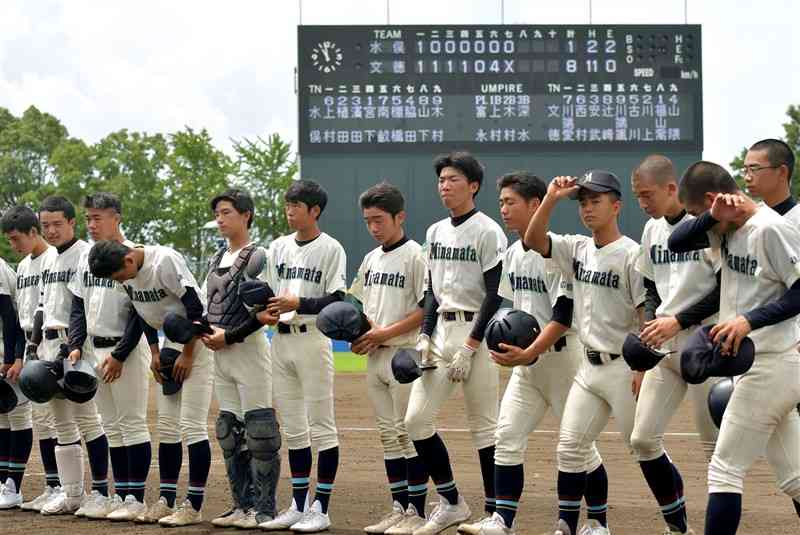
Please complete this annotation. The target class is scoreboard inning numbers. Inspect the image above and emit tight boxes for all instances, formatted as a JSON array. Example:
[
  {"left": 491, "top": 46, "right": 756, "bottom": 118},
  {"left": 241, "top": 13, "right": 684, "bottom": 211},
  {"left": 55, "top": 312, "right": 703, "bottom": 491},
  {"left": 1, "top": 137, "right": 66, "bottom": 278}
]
[{"left": 297, "top": 25, "right": 702, "bottom": 153}]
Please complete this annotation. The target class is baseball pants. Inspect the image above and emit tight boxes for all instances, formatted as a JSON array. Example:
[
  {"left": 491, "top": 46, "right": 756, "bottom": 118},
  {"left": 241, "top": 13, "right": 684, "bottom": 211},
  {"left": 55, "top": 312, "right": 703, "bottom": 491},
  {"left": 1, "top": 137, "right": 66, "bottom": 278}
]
[
  {"left": 367, "top": 346, "right": 415, "bottom": 459},
  {"left": 0, "top": 402, "right": 32, "bottom": 432},
  {"left": 25, "top": 344, "right": 56, "bottom": 440},
  {"left": 214, "top": 329, "right": 272, "bottom": 418}
]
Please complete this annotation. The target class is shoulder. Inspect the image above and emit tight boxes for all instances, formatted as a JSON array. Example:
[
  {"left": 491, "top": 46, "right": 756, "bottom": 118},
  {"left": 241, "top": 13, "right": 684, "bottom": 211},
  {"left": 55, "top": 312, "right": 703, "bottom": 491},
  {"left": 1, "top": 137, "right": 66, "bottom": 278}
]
[{"left": 320, "top": 232, "right": 345, "bottom": 253}]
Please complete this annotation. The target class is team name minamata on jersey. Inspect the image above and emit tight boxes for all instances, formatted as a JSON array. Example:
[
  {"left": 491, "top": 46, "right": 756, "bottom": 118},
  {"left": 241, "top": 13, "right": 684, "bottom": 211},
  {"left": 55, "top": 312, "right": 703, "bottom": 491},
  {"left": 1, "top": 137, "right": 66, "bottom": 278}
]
[
  {"left": 507, "top": 272, "right": 548, "bottom": 294},
  {"left": 572, "top": 259, "right": 620, "bottom": 289},
  {"left": 721, "top": 242, "right": 758, "bottom": 276},
  {"left": 126, "top": 287, "right": 168, "bottom": 302},
  {"left": 17, "top": 273, "right": 41, "bottom": 290},
  {"left": 428, "top": 242, "right": 478, "bottom": 262},
  {"left": 363, "top": 269, "right": 406, "bottom": 289},
  {"left": 649, "top": 244, "right": 702, "bottom": 265},
  {"left": 83, "top": 271, "right": 115, "bottom": 289},
  {"left": 41, "top": 268, "right": 76, "bottom": 285},
  {"left": 276, "top": 263, "right": 323, "bottom": 283}
]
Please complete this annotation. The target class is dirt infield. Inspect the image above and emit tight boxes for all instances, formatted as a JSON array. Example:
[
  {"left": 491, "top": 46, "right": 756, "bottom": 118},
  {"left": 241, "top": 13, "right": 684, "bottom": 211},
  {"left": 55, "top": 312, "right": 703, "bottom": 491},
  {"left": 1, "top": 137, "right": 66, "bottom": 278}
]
[{"left": 3, "top": 371, "right": 797, "bottom": 534}]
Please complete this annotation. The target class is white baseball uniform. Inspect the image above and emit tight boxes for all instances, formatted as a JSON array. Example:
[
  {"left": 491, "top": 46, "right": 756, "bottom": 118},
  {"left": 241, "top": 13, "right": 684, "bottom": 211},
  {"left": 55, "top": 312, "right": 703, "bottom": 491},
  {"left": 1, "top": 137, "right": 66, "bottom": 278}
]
[
  {"left": 0, "top": 258, "right": 31, "bottom": 432},
  {"left": 405, "top": 211, "right": 506, "bottom": 450},
  {"left": 494, "top": 240, "right": 602, "bottom": 472},
  {"left": 68, "top": 241, "right": 151, "bottom": 448},
  {"left": 39, "top": 240, "right": 103, "bottom": 445},
  {"left": 260, "top": 232, "right": 346, "bottom": 452},
  {"left": 350, "top": 238, "right": 426, "bottom": 460},
  {"left": 546, "top": 233, "right": 645, "bottom": 472},
  {"left": 631, "top": 214, "right": 719, "bottom": 461},
  {"left": 121, "top": 245, "right": 212, "bottom": 446},
  {"left": 14, "top": 248, "right": 56, "bottom": 439},
  {"left": 704, "top": 207, "right": 800, "bottom": 499}
]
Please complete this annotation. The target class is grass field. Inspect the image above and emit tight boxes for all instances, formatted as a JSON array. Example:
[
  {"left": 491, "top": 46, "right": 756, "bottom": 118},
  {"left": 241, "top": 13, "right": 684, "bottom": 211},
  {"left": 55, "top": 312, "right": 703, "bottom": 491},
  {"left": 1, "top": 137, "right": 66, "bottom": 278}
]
[{"left": 334, "top": 351, "right": 367, "bottom": 372}]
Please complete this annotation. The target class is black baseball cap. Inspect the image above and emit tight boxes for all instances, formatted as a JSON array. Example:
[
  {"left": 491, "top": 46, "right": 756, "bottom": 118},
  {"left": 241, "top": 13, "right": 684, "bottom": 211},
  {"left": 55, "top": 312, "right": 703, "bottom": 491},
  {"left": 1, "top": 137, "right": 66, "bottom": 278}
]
[
  {"left": 680, "top": 325, "right": 755, "bottom": 384},
  {"left": 569, "top": 170, "right": 622, "bottom": 199}
]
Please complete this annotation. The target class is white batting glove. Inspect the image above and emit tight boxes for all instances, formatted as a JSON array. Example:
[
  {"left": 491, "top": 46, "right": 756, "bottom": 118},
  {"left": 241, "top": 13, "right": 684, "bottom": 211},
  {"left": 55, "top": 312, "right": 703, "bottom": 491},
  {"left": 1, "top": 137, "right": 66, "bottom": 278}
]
[
  {"left": 416, "top": 334, "right": 435, "bottom": 368},
  {"left": 446, "top": 344, "right": 476, "bottom": 383}
]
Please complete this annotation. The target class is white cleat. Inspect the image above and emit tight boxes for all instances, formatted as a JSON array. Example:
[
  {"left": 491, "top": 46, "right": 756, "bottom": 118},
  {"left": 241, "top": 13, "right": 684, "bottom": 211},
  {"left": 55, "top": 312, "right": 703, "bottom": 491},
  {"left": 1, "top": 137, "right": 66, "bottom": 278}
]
[
  {"left": 0, "top": 478, "right": 22, "bottom": 509},
  {"left": 84, "top": 493, "right": 124, "bottom": 519},
  {"left": 133, "top": 496, "right": 172, "bottom": 523},
  {"left": 578, "top": 520, "right": 611, "bottom": 535},
  {"left": 233, "top": 508, "right": 260, "bottom": 529},
  {"left": 457, "top": 514, "right": 493, "bottom": 534},
  {"left": 385, "top": 504, "right": 427, "bottom": 535},
  {"left": 74, "top": 490, "right": 103, "bottom": 517},
  {"left": 476, "top": 512, "right": 515, "bottom": 535},
  {"left": 412, "top": 495, "right": 471, "bottom": 535},
  {"left": 41, "top": 488, "right": 82, "bottom": 515},
  {"left": 364, "top": 501, "right": 406, "bottom": 533},
  {"left": 20, "top": 486, "right": 58, "bottom": 511},
  {"left": 547, "top": 519, "right": 573, "bottom": 535},
  {"left": 663, "top": 527, "right": 696, "bottom": 535},
  {"left": 212, "top": 508, "right": 247, "bottom": 527},
  {"left": 259, "top": 498, "right": 306, "bottom": 531},
  {"left": 290, "top": 500, "right": 331, "bottom": 533},
  {"left": 106, "top": 494, "right": 147, "bottom": 521},
  {"left": 159, "top": 499, "right": 203, "bottom": 527}
]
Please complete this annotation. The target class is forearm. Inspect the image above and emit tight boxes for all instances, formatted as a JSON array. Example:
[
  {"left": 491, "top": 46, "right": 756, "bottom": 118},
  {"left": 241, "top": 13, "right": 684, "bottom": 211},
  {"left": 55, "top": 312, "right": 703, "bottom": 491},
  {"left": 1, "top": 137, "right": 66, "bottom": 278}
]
[
  {"left": 675, "top": 271, "right": 721, "bottom": 328},
  {"left": 468, "top": 262, "right": 504, "bottom": 343},
  {"left": 224, "top": 315, "right": 264, "bottom": 345},
  {"left": 297, "top": 291, "right": 345, "bottom": 315},
  {"left": 526, "top": 321, "right": 570, "bottom": 357},
  {"left": 180, "top": 287, "right": 204, "bottom": 321},
  {"left": 643, "top": 278, "right": 661, "bottom": 323},
  {"left": 420, "top": 274, "right": 439, "bottom": 337},
  {"left": 523, "top": 195, "right": 557, "bottom": 255},
  {"left": 668, "top": 211, "right": 715, "bottom": 252},
  {"left": 743, "top": 279, "right": 800, "bottom": 330},
  {"left": 111, "top": 309, "right": 146, "bottom": 362},
  {"left": 67, "top": 296, "right": 88, "bottom": 354},
  {"left": 380, "top": 308, "right": 424, "bottom": 341},
  {"left": 0, "top": 295, "right": 19, "bottom": 364}
]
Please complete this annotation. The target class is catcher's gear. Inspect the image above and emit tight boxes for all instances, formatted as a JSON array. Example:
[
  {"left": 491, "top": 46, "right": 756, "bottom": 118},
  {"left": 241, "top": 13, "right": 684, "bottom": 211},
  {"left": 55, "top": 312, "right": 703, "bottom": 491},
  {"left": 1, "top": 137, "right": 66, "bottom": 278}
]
[
  {"left": 622, "top": 333, "right": 670, "bottom": 372},
  {"left": 681, "top": 325, "right": 755, "bottom": 384},
  {"left": 391, "top": 348, "right": 423, "bottom": 384},
  {"left": 163, "top": 312, "right": 213, "bottom": 345},
  {"left": 485, "top": 308, "right": 541, "bottom": 353},
  {"left": 316, "top": 301, "right": 371, "bottom": 342},
  {"left": 207, "top": 245, "right": 267, "bottom": 327},
  {"left": 707, "top": 377, "right": 734, "bottom": 429}
]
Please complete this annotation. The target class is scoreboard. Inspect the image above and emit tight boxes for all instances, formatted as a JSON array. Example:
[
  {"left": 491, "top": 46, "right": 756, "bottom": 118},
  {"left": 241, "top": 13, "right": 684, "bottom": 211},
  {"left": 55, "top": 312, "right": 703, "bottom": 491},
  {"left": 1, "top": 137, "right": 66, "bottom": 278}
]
[{"left": 297, "top": 25, "right": 702, "bottom": 154}]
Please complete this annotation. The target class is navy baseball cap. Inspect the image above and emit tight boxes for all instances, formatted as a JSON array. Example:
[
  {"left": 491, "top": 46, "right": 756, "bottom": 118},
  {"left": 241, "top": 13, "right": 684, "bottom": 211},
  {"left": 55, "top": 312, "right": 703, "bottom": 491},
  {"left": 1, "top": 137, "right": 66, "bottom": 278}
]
[
  {"left": 680, "top": 325, "right": 755, "bottom": 384},
  {"left": 569, "top": 170, "right": 622, "bottom": 200},
  {"left": 391, "top": 348, "right": 423, "bottom": 384},
  {"left": 622, "top": 333, "right": 670, "bottom": 371}
]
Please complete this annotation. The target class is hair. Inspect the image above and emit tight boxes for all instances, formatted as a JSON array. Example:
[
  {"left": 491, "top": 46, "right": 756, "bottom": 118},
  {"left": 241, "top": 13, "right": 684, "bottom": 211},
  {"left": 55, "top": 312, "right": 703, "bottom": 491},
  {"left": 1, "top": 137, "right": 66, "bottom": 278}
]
[
  {"left": 434, "top": 151, "right": 484, "bottom": 196},
  {"left": 284, "top": 180, "right": 328, "bottom": 218},
  {"left": 88, "top": 240, "right": 131, "bottom": 279},
  {"left": 39, "top": 195, "right": 76, "bottom": 220},
  {"left": 211, "top": 188, "right": 255, "bottom": 228},
  {"left": 749, "top": 138, "right": 795, "bottom": 182},
  {"left": 359, "top": 181, "right": 405, "bottom": 216},
  {"left": 1, "top": 205, "right": 41, "bottom": 235},
  {"left": 678, "top": 161, "right": 739, "bottom": 205},
  {"left": 577, "top": 189, "right": 622, "bottom": 203},
  {"left": 83, "top": 192, "right": 122, "bottom": 214},
  {"left": 632, "top": 154, "right": 677, "bottom": 185},
  {"left": 496, "top": 171, "right": 547, "bottom": 202}
]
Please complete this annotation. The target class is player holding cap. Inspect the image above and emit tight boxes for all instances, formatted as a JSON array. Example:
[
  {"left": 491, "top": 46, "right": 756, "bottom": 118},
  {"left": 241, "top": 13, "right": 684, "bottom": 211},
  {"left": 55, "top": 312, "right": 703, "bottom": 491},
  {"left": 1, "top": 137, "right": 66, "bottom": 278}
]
[
  {"left": 630, "top": 155, "right": 721, "bottom": 534},
  {"left": 255, "top": 180, "right": 346, "bottom": 533},
  {"left": 64, "top": 192, "right": 153, "bottom": 520},
  {"left": 199, "top": 189, "right": 280, "bottom": 529},
  {"left": 524, "top": 171, "right": 645, "bottom": 535},
  {"left": 455, "top": 172, "right": 603, "bottom": 535},
  {"left": 668, "top": 162, "right": 800, "bottom": 534},
  {"left": 88, "top": 238, "right": 214, "bottom": 526},
  {"left": 1, "top": 206, "right": 60, "bottom": 510},
  {"left": 347, "top": 182, "right": 429, "bottom": 534},
  {"left": 404, "top": 151, "right": 507, "bottom": 535}
]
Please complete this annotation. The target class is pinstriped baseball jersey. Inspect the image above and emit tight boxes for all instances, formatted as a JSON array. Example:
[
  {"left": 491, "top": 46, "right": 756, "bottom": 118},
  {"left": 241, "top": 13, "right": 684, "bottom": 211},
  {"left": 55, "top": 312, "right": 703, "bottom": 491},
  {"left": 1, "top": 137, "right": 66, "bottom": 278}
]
[
  {"left": 13, "top": 247, "right": 55, "bottom": 332},
  {"left": 350, "top": 239, "right": 426, "bottom": 348},
  {"left": 783, "top": 203, "right": 800, "bottom": 226},
  {"left": 41, "top": 240, "right": 88, "bottom": 330},
  {"left": 424, "top": 211, "right": 507, "bottom": 312}
]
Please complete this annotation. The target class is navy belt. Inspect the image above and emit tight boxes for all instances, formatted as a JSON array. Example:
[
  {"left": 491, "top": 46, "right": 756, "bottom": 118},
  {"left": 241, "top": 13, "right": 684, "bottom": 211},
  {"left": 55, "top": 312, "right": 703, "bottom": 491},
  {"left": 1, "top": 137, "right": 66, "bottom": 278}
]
[
  {"left": 44, "top": 328, "right": 67, "bottom": 341},
  {"left": 277, "top": 323, "right": 308, "bottom": 334},
  {"left": 442, "top": 311, "right": 475, "bottom": 322},
  {"left": 586, "top": 349, "right": 620, "bottom": 365},
  {"left": 93, "top": 336, "right": 121, "bottom": 349}
]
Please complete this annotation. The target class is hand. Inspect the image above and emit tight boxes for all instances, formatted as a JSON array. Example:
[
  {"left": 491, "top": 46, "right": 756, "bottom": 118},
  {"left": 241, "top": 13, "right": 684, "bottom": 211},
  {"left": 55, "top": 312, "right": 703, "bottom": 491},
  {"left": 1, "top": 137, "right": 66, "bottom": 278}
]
[
  {"left": 100, "top": 355, "right": 123, "bottom": 384},
  {"left": 256, "top": 309, "right": 279, "bottom": 326},
  {"left": 631, "top": 371, "right": 645, "bottom": 400},
  {"left": 150, "top": 352, "right": 163, "bottom": 384},
  {"left": 547, "top": 176, "right": 579, "bottom": 201},
  {"left": 172, "top": 352, "right": 194, "bottom": 383},
  {"left": 351, "top": 323, "right": 388, "bottom": 355},
  {"left": 710, "top": 193, "right": 748, "bottom": 223},
  {"left": 639, "top": 317, "right": 681, "bottom": 348},
  {"left": 67, "top": 349, "right": 81, "bottom": 364},
  {"left": 2, "top": 360, "right": 22, "bottom": 383},
  {"left": 709, "top": 315, "right": 752, "bottom": 356},
  {"left": 490, "top": 343, "right": 539, "bottom": 368},
  {"left": 446, "top": 345, "right": 475, "bottom": 382},
  {"left": 201, "top": 326, "right": 228, "bottom": 351},
  {"left": 266, "top": 293, "right": 300, "bottom": 315}
]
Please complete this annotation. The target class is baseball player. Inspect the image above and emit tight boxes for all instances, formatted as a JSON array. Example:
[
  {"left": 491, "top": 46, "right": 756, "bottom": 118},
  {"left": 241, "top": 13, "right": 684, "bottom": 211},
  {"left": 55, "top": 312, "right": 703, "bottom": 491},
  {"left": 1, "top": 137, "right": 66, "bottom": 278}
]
[
  {"left": 741, "top": 138, "right": 799, "bottom": 224},
  {"left": 455, "top": 172, "right": 604, "bottom": 535},
  {"left": 524, "top": 171, "right": 646, "bottom": 535},
  {"left": 64, "top": 192, "right": 153, "bottom": 520},
  {"left": 347, "top": 182, "right": 429, "bottom": 534},
  {"left": 198, "top": 189, "right": 280, "bottom": 529},
  {"left": 0, "top": 254, "right": 31, "bottom": 509},
  {"left": 1, "top": 206, "right": 60, "bottom": 510},
  {"left": 667, "top": 161, "right": 800, "bottom": 534},
  {"left": 87, "top": 239, "right": 214, "bottom": 527},
  {"left": 404, "top": 151, "right": 506, "bottom": 535},
  {"left": 36, "top": 196, "right": 109, "bottom": 515},
  {"left": 630, "top": 155, "right": 722, "bottom": 534},
  {"left": 255, "top": 179, "right": 346, "bottom": 533}
]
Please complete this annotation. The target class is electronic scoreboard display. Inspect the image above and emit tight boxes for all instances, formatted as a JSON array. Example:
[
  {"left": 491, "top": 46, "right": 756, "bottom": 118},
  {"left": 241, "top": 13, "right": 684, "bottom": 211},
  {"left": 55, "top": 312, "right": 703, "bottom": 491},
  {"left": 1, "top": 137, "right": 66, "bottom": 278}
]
[{"left": 297, "top": 25, "right": 702, "bottom": 153}]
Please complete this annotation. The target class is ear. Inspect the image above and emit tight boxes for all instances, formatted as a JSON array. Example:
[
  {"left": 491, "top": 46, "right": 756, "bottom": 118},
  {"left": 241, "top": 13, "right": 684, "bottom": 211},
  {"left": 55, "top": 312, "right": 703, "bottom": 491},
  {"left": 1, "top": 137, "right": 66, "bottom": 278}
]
[
  {"left": 469, "top": 181, "right": 479, "bottom": 195},
  {"left": 703, "top": 191, "right": 717, "bottom": 209},
  {"left": 310, "top": 205, "right": 322, "bottom": 220},
  {"left": 68, "top": 218, "right": 76, "bottom": 229},
  {"left": 528, "top": 197, "right": 542, "bottom": 211},
  {"left": 395, "top": 210, "right": 406, "bottom": 225},
  {"left": 667, "top": 182, "right": 678, "bottom": 195}
]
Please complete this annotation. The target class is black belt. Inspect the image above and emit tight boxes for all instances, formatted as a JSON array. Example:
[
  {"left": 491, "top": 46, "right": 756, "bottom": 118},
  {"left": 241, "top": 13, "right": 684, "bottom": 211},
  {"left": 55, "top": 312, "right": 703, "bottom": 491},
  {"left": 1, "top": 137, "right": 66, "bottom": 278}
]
[
  {"left": 44, "top": 328, "right": 67, "bottom": 341},
  {"left": 277, "top": 323, "right": 308, "bottom": 334},
  {"left": 24, "top": 330, "right": 33, "bottom": 341},
  {"left": 93, "top": 336, "right": 121, "bottom": 349},
  {"left": 552, "top": 336, "right": 567, "bottom": 352},
  {"left": 586, "top": 349, "right": 620, "bottom": 366},
  {"left": 442, "top": 311, "right": 475, "bottom": 322}
]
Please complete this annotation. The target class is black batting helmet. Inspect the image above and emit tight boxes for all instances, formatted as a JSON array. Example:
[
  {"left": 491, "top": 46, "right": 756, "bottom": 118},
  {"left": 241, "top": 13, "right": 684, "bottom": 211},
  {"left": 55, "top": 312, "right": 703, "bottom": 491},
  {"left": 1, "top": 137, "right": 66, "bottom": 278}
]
[{"left": 485, "top": 308, "right": 540, "bottom": 353}]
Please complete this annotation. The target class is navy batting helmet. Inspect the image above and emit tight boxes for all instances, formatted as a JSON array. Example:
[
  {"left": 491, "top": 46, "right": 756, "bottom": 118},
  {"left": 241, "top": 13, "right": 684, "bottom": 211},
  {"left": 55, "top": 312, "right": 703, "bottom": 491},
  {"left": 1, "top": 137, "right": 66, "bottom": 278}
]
[
  {"left": 391, "top": 348, "right": 422, "bottom": 384},
  {"left": 60, "top": 358, "right": 98, "bottom": 403},
  {"left": 707, "top": 377, "right": 734, "bottom": 429},
  {"left": 19, "top": 359, "right": 62, "bottom": 404},
  {"left": 0, "top": 376, "right": 27, "bottom": 414},
  {"left": 163, "top": 312, "right": 213, "bottom": 345},
  {"left": 485, "top": 309, "right": 540, "bottom": 353},
  {"left": 316, "top": 302, "right": 371, "bottom": 343}
]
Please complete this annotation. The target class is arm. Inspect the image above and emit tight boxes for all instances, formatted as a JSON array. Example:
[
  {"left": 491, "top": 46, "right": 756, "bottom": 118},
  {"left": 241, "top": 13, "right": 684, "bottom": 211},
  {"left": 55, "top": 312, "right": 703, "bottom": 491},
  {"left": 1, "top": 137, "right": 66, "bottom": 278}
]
[
  {"left": 743, "top": 279, "right": 800, "bottom": 330},
  {"left": 667, "top": 211, "right": 716, "bottom": 252},
  {"left": 67, "top": 296, "right": 88, "bottom": 355},
  {"left": 523, "top": 176, "right": 578, "bottom": 256},
  {"left": 420, "top": 272, "right": 439, "bottom": 337},
  {"left": 180, "top": 287, "right": 205, "bottom": 321},
  {"left": 675, "top": 270, "right": 721, "bottom": 328},
  {"left": 467, "top": 262, "right": 504, "bottom": 344},
  {"left": 0, "top": 295, "right": 20, "bottom": 365},
  {"left": 223, "top": 315, "right": 265, "bottom": 345},
  {"left": 643, "top": 278, "right": 661, "bottom": 323},
  {"left": 297, "top": 290, "right": 345, "bottom": 315},
  {"left": 110, "top": 308, "right": 147, "bottom": 363},
  {"left": 490, "top": 296, "right": 572, "bottom": 367}
]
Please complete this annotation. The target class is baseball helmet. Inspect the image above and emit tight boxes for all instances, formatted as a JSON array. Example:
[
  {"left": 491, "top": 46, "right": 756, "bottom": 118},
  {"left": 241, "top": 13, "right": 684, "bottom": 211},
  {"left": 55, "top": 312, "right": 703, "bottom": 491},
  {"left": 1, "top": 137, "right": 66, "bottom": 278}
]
[
  {"left": 707, "top": 377, "right": 734, "bottom": 429},
  {"left": 316, "top": 302, "right": 371, "bottom": 343},
  {"left": 622, "top": 333, "right": 670, "bottom": 372},
  {"left": 680, "top": 325, "right": 755, "bottom": 384},
  {"left": 238, "top": 280, "right": 275, "bottom": 308},
  {"left": 159, "top": 346, "right": 183, "bottom": 396},
  {"left": 60, "top": 358, "right": 98, "bottom": 403},
  {"left": 163, "top": 312, "right": 213, "bottom": 345},
  {"left": 485, "top": 308, "right": 541, "bottom": 353},
  {"left": 0, "top": 375, "right": 27, "bottom": 414},
  {"left": 19, "top": 359, "right": 62, "bottom": 404},
  {"left": 391, "top": 348, "right": 423, "bottom": 384}
]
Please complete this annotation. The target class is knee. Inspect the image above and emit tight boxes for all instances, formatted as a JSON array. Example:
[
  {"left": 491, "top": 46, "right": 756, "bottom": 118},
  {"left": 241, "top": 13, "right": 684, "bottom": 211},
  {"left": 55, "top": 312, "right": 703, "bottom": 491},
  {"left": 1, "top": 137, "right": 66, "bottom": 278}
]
[
  {"left": 404, "top": 410, "right": 433, "bottom": 442},
  {"left": 245, "top": 408, "right": 281, "bottom": 461},
  {"left": 216, "top": 411, "right": 246, "bottom": 459},
  {"left": 630, "top": 429, "right": 664, "bottom": 462},
  {"left": 494, "top": 442, "right": 524, "bottom": 466},
  {"left": 777, "top": 473, "right": 800, "bottom": 501},
  {"left": 708, "top": 455, "right": 744, "bottom": 495},
  {"left": 557, "top": 429, "right": 590, "bottom": 472}
]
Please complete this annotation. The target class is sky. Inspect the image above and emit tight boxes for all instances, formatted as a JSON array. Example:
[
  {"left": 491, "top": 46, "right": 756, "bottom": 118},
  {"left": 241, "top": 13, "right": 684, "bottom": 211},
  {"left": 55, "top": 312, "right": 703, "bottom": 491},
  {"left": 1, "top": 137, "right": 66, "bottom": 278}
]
[{"left": 1, "top": 0, "right": 797, "bottom": 169}]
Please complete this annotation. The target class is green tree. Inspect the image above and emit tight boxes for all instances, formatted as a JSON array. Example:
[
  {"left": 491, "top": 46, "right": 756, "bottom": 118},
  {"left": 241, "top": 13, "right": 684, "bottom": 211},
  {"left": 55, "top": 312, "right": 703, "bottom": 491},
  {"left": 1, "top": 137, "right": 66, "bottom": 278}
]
[
  {"left": 731, "top": 104, "right": 800, "bottom": 197},
  {"left": 231, "top": 134, "right": 297, "bottom": 242}
]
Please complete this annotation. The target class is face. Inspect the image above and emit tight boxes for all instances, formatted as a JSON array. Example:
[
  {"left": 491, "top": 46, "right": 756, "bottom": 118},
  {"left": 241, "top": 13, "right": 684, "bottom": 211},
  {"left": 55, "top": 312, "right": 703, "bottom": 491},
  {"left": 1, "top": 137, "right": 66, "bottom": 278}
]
[
  {"left": 499, "top": 187, "right": 539, "bottom": 234},
  {"left": 577, "top": 190, "right": 619, "bottom": 230},
  {"left": 4, "top": 229, "right": 38, "bottom": 255},
  {"left": 438, "top": 166, "right": 478, "bottom": 210},
  {"left": 631, "top": 174, "right": 675, "bottom": 218},
  {"left": 214, "top": 200, "right": 250, "bottom": 238},
  {"left": 743, "top": 149, "right": 785, "bottom": 198},
  {"left": 85, "top": 208, "right": 120, "bottom": 242},
  {"left": 39, "top": 210, "right": 75, "bottom": 247},
  {"left": 285, "top": 201, "right": 318, "bottom": 231},
  {"left": 362, "top": 206, "right": 404, "bottom": 245},
  {"left": 110, "top": 254, "right": 138, "bottom": 283}
]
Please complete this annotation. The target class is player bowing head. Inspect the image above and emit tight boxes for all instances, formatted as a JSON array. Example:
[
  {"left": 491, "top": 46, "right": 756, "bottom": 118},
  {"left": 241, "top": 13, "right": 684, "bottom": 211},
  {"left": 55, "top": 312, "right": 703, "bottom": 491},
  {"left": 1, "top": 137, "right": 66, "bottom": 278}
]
[
  {"left": 631, "top": 154, "right": 681, "bottom": 219},
  {"left": 677, "top": 162, "right": 740, "bottom": 231},
  {"left": 285, "top": 179, "right": 328, "bottom": 233},
  {"left": 360, "top": 181, "right": 406, "bottom": 247}
]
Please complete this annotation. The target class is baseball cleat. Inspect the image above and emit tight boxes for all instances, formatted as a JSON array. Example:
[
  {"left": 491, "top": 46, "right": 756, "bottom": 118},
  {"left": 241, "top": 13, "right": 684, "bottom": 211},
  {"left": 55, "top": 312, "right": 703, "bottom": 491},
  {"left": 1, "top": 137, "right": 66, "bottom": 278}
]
[
  {"left": 259, "top": 497, "right": 306, "bottom": 530},
  {"left": 364, "top": 501, "right": 406, "bottom": 533},
  {"left": 547, "top": 519, "right": 572, "bottom": 535},
  {"left": 134, "top": 496, "right": 173, "bottom": 523},
  {"left": 212, "top": 507, "right": 247, "bottom": 527},
  {"left": 158, "top": 499, "right": 203, "bottom": 527},
  {"left": 290, "top": 500, "right": 331, "bottom": 533},
  {"left": 476, "top": 512, "right": 515, "bottom": 535},
  {"left": 20, "top": 486, "right": 59, "bottom": 511},
  {"left": 385, "top": 504, "right": 427, "bottom": 535},
  {"left": 662, "top": 528, "right": 695, "bottom": 534},
  {"left": 457, "top": 514, "right": 493, "bottom": 534},
  {"left": 0, "top": 478, "right": 22, "bottom": 509},
  {"left": 40, "top": 488, "right": 82, "bottom": 515},
  {"left": 74, "top": 490, "right": 103, "bottom": 517},
  {"left": 233, "top": 508, "right": 260, "bottom": 529},
  {"left": 106, "top": 494, "right": 146, "bottom": 521},
  {"left": 84, "top": 493, "right": 124, "bottom": 519},
  {"left": 412, "top": 495, "right": 471, "bottom": 535},
  {"left": 578, "top": 520, "right": 611, "bottom": 535}
]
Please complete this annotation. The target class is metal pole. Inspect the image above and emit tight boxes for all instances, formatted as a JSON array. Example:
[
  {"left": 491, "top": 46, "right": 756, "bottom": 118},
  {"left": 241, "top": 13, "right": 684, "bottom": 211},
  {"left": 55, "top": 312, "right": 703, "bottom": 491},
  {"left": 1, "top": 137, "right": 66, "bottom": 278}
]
[
  {"left": 299, "top": 0, "right": 303, "bottom": 25},
  {"left": 684, "top": 0, "right": 688, "bottom": 23},
  {"left": 589, "top": 0, "right": 592, "bottom": 24},
  {"left": 501, "top": 0, "right": 504, "bottom": 24},
  {"left": 387, "top": 0, "right": 390, "bottom": 25}
]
